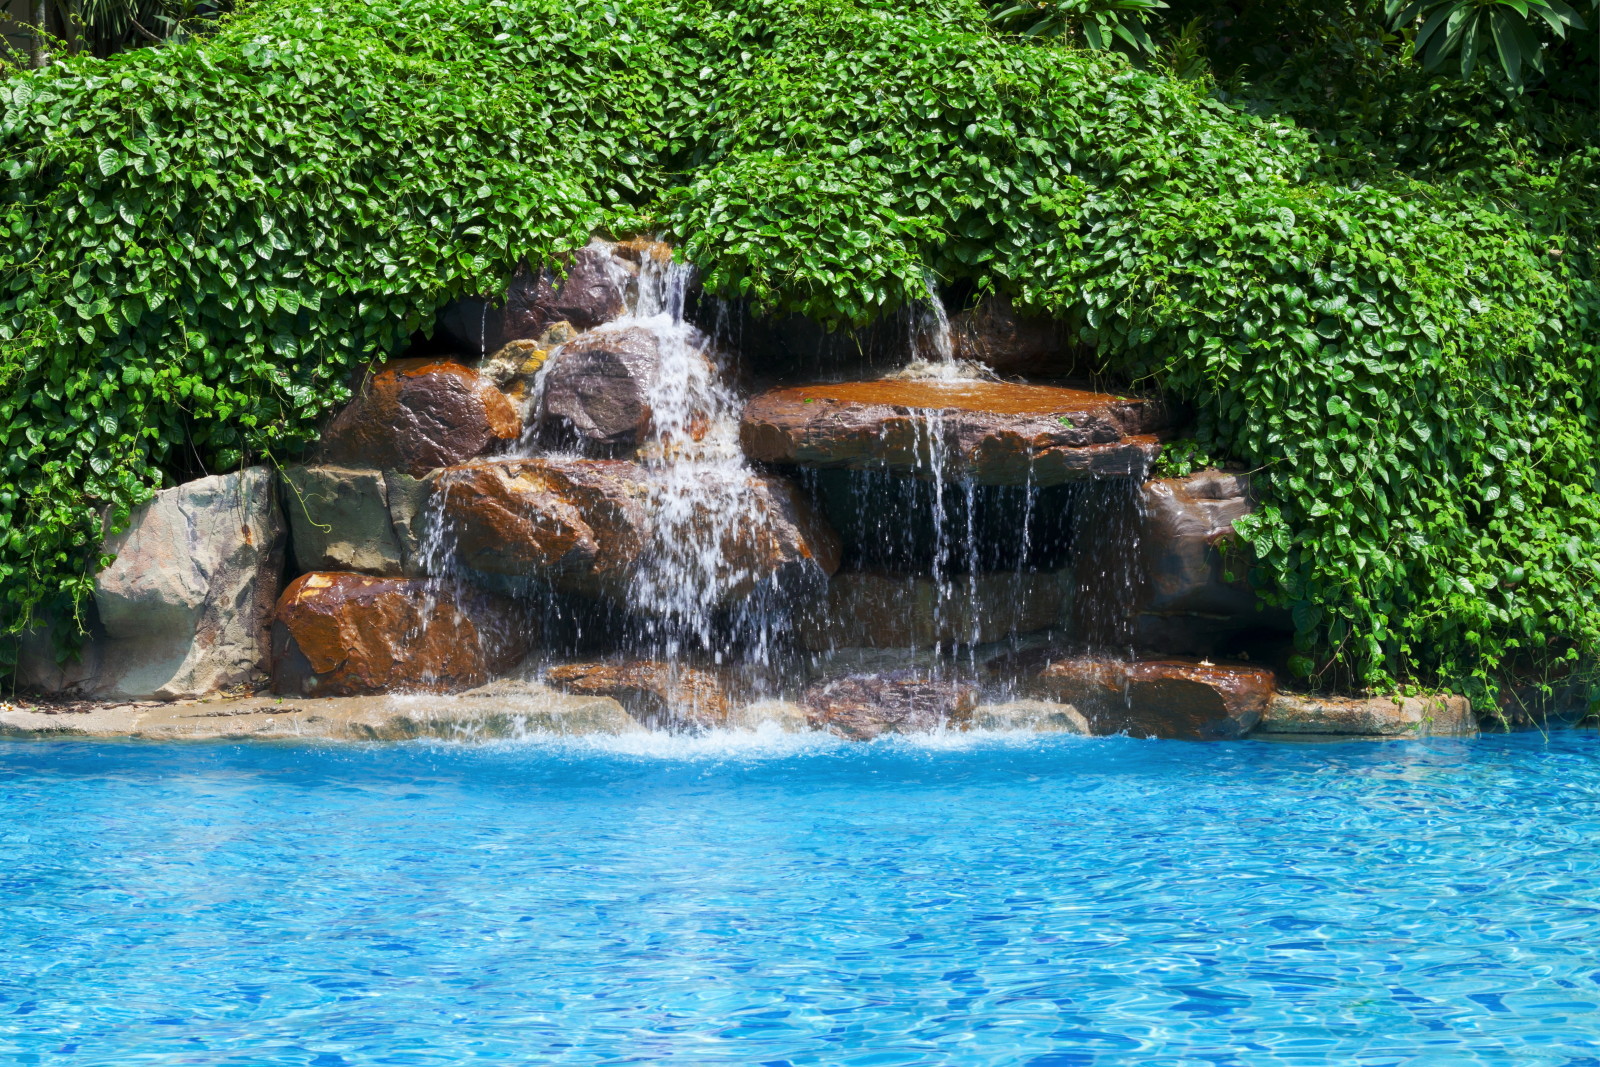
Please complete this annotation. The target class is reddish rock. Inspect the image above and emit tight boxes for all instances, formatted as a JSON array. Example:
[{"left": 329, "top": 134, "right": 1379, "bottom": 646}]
[
  {"left": 320, "top": 358, "right": 521, "bottom": 477},
  {"left": 540, "top": 323, "right": 711, "bottom": 447},
  {"left": 271, "top": 573, "right": 527, "bottom": 696},
  {"left": 433, "top": 458, "right": 648, "bottom": 596},
  {"left": 951, "top": 295, "right": 1077, "bottom": 377},
  {"left": 1026, "top": 656, "right": 1275, "bottom": 740},
  {"left": 437, "top": 242, "right": 631, "bottom": 353},
  {"left": 432, "top": 458, "right": 838, "bottom": 604},
  {"left": 544, "top": 661, "right": 727, "bottom": 729},
  {"left": 740, "top": 380, "right": 1169, "bottom": 486},
  {"left": 800, "top": 673, "right": 980, "bottom": 741}
]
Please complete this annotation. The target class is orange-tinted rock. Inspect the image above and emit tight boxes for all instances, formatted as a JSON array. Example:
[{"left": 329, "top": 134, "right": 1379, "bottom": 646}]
[
  {"left": 741, "top": 380, "right": 1169, "bottom": 486},
  {"left": 544, "top": 661, "right": 727, "bottom": 729},
  {"left": 270, "top": 573, "right": 527, "bottom": 696},
  {"left": 1026, "top": 656, "right": 1274, "bottom": 740},
  {"left": 432, "top": 458, "right": 839, "bottom": 605},
  {"left": 320, "top": 358, "right": 521, "bottom": 477},
  {"left": 800, "top": 673, "right": 979, "bottom": 741},
  {"left": 433, "top": 458, "right": 648, "bottom": 594},
  {"left": 951, "top": 295, "right": 1077, "bottom": 377},
  {"left": 436, "top": 242, "right": 631, "bottom": 353}
]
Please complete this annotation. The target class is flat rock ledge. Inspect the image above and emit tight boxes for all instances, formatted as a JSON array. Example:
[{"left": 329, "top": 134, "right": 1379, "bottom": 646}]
[
  {"left": 1258, "top": 692, "right": 1477, "bottom": 739},
  {"left": 1025, "top": 656, "right": 1276, "bottom": 741},
  {"left": 0, "top": 682, "right": 644, "bottom": 741},
  {"left": 740, "top": 380, "right": 1170, "bottom": 485}
]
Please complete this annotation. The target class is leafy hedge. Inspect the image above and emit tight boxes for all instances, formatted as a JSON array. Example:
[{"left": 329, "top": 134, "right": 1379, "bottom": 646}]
[{"left": 1, "top": 0, "right": 1595, "bottom": 703}]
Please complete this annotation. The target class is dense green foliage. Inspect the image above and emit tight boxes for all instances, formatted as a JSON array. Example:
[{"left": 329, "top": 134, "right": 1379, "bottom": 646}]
[{"left": 1, "top": 0, "right": 1596, "bottom": 705}]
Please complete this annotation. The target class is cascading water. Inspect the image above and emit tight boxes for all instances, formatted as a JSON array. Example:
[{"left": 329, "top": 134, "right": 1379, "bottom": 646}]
[
  {"left": 515, "top": 253, "right": 798, "bottom": 674},
  {"left": 405, "top": 252, "right": 1156, "bottom": 729}
]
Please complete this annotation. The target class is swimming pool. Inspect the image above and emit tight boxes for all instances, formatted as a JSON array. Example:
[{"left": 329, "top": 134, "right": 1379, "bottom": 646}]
[{"left": 3, "top": 729, "right": 1598, "bottom": 1065}]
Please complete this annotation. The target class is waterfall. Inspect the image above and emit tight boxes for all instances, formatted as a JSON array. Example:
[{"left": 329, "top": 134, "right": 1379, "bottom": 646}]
[{"left": 627, "top": 259, "right": 773, "bottom": 659}]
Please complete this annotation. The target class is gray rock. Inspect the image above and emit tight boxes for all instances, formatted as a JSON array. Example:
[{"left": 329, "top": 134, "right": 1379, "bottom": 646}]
[
  {"left": 17, "top": 468, "right": 285, "bottom": 700},
  {"left": 437, "top": 240, "right": 633, "bottom": 356},
  {"left": 283, "top": 466, "right": 405, "bottom": 576},
  {"left": 538, "top": 322, "right": 717, "bottom": 449},
  {"left": 1257, "top": 693, "right": 1477, "bottom": 738},
  {"left": 726, "top": 700, "right": 812, "bottom": 732},
  {"left": 969, "top": 699, "right": 1089, "bottom": 733},
  {"left": 384, "top": 471, "right": 436, "bottom": 576},
  {"left": 0, "top": 685, "right": 643, "bottom": 741}
]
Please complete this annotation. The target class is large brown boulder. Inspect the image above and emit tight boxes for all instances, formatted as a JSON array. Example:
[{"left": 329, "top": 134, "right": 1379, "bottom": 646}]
[
  {"left": 432, "top": 458, "right": 650, "bottom": 596},
  {"left": 1025, "top": 656, "right": 1275, "bottom": 740},
  {"left": 741, "top": 380, "right": 1169, "bottom": 486},
  {"left": 320, "top": 358, "right": 521, "bottom": 477},
  {"left": 17, "top": 469, "right": 286, "bottom": 701},
  {"left": 544, "top": 661, "right": 727, "bottom": 729},
  {"left": 432, "top": 458, "right": 839, "bottom": 605},
  {"left": 270, "top": 573, "right": 527, "bottom": 696},
  {"left": 951, "top": 295, "right": 1076, "bottom": 378},
  {"left": 800, "top": 673, "right": 979, "bottom": 740},
  {"left": 436, "top": 241, "right": 632, "bottom": 354},
  {"left": 538, "top": 323, "right": 712, "bottom": 448}
]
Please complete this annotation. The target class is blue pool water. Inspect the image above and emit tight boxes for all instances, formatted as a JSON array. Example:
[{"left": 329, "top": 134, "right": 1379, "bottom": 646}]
[{"left": 3, "top": 729, "right": 1600, "bottom": 1066}]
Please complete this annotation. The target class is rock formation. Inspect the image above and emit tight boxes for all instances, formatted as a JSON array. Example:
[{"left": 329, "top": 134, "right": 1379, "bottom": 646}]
[
  {"left": 17, "top": 468, "right": 284, "bottom": 701},
  {"left": 320, "top": 358, "right": 521, "bottom": 477}
]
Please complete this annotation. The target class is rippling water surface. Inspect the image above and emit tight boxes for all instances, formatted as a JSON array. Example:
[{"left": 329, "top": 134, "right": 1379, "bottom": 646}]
[{"left": 3, "top": 729, "right": 1600, "bottom": 1065}]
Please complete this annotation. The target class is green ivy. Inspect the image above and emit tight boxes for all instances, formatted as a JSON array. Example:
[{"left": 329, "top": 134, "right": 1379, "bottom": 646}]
[{"left": 1, "top": 0, "right": 1595, "bottom": 707}]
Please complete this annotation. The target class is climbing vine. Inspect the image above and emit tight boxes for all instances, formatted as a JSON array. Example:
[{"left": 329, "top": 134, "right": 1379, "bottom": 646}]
[{"left": 1, "top": 0, "right": 1595, "bottom": 704}]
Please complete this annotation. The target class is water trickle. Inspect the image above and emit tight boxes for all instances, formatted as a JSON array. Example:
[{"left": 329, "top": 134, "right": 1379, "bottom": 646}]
[{"left": 887, "top": 271, "right": 996, "bottom": 383}]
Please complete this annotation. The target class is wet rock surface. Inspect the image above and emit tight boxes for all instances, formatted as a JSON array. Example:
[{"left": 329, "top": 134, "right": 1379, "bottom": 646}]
[
  {"left": 951, "top": 295, "right": 1076, "bottom": 378},
  {"left": 433, "top": 458, "right": 838, "bottom": 605},
  {"left": 1025, "top": 656, "right": 1276, "bottom": 740},
  {"left": 320, "top": 358, "right": 521, "bottom": 477},
  {"left": 800, "top": 672, "right": 979, "bottom": 740},
  {"left": 969, "top": 699, "right": 1089, "bottom": 733},
  {"left": 539, "top": 324, "right": 712, "bottom": 448},
  {"left": 1259, "top": 692, "right": 1476, "bottom": 738},
  {"left": 434, "top": 458, "right": 649, "bottom": 594},
  {"left": 796, "top": 570, "right": 1064, "bottom": 651},
  {"left": 544, "top": 661, "right": 728, "bottom": 729},
  {"left": 271, "top": 572, "right": 526, "bottom": 696},
  {"left": 436, "top": 241, "right": 632, "bottom": 354},
  {"left": 18, "top": 468, "right": 285, "bottom": 701},
  {"left": 0, "top": 682, "right": 638, "bottom": 741},
  {"left": 741, "top": 380, "right": 1169, "bottom": 485}
]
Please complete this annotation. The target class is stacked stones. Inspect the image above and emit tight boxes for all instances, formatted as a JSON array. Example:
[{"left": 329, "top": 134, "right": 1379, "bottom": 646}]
[{"left": 13, "top": 241, "right": 1477, "bottom": 741}]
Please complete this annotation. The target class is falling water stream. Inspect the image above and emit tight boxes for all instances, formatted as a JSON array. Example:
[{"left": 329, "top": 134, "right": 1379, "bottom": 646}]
[{"left": 417, "top": 254, "right": 1147, "bottom": 713}]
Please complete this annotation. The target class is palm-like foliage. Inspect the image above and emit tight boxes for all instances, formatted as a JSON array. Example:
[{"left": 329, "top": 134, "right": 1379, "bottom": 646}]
[
  {"left": 989, "top": 0, "right": 1170, "bottom": 55},
  {"left": 1385, "top": 0, "right": 1590, "bottom": 87}
]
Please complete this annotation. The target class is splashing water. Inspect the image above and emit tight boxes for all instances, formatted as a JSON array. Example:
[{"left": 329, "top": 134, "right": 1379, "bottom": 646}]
[
  {"left": 513, "top": 252, "right": 794, "bottom": 666},
  {"left": 888, "top": 270, "right": 997, "bottom": 383}
]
